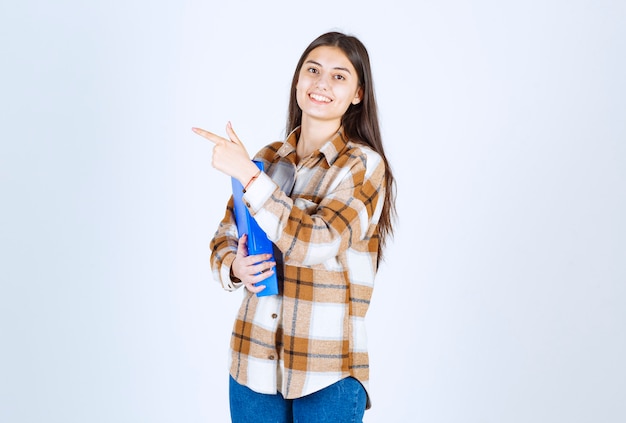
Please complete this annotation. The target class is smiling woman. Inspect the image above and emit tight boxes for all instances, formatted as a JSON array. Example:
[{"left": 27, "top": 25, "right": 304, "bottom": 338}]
[
  {"left": 295, "top": 46, "right": 364, "bottom": 149},
  {"left": 192, "top": 31, "right": 396, "bottom": 423}
]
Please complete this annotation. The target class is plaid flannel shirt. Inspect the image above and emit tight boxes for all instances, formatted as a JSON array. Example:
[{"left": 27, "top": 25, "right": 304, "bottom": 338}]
[{"left": 210, "top": 128, "right": 385, "bottom": 407}]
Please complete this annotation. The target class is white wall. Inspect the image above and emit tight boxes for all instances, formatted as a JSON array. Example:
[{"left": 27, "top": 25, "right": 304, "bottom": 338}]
[{"left": 1, "top": 1, "right": 624, "bottom": 422}]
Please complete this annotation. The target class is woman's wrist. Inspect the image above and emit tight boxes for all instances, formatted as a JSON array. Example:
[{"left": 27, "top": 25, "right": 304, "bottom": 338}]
[
  {"left": 230, "top": 266, "right": 242, "bottom": 283},
  {"left": 238, "top": 161, "right": 262, "bottom": 190},
  {"left": 243, "top": 169, "right": 262, "bottom": 192}
]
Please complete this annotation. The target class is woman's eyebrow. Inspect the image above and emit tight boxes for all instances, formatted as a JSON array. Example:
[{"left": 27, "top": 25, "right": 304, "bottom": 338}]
[{"left": 305, "top": 60, "right": 352, "bottom": 75}]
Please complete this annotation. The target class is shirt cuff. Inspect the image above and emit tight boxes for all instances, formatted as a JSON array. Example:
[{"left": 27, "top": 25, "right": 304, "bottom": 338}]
[
  {"left": 242, "top": 171, "right": 277, "bottom": 215},
  {"left": 220, "top": 252, "right": 243, "bottom": 291}
]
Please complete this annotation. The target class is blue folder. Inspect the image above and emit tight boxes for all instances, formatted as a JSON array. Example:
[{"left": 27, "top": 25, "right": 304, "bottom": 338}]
[{"left": 231, "top": 160, "right": 279, "bottom": 296}]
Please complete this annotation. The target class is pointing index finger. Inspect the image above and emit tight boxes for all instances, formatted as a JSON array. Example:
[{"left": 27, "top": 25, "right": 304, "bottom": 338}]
[{"left": 191, "top": 127, "right": 227, "bottom": 144}]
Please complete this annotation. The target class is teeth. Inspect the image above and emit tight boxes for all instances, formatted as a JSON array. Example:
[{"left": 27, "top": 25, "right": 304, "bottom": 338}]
[{"left": 310, "top": 93, "right": 331, "bottom": 102}]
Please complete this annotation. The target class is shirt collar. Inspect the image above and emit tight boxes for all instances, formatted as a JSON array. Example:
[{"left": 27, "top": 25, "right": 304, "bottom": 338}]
[{"left": 277, "top": 126, "right": 348, "bottom": 166}]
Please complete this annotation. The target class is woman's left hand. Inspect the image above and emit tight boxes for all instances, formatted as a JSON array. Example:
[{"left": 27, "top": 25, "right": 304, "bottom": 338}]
[{"left": 192, "top": 122, "right": 259, "bottom": 184}]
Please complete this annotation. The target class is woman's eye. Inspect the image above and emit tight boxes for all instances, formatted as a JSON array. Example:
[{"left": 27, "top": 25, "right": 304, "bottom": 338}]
[
  {"left": 307, "top": 67, "right": 319, "bottom": 74},
  {"left": 334, "top": 74, "right": 346, "bottom": 80}
]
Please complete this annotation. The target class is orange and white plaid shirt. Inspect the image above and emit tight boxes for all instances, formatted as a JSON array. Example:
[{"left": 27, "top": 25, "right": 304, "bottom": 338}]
[{"left": 210, "top": 127, "right": 386, "bottom": 406}]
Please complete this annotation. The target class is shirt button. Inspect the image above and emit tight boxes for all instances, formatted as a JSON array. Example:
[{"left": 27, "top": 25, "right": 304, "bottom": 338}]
[
  {"left": 269, "top": 355, "right": 275, "bottom": 360},
  {"left": 271, "top": 313, "right": 278, "bottom": 319},
  {"left": 245, "top": 202, "right": 251, "bottom": 207}
]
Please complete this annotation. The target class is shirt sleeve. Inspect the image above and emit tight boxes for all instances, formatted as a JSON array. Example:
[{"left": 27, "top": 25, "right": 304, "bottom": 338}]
[
  {"left": 209, "top": 196, "right": 244, "bottom": 291},
  {"left": 243, "top": 149, "right": 386, "bottom": 266}
]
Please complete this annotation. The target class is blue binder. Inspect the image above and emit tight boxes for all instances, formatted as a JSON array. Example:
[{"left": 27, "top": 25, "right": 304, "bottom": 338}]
[{"left": 231, "top": 160, "right": 279, "bottom": 296}]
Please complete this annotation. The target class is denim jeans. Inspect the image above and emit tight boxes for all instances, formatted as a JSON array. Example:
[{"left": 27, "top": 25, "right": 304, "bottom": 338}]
[{"left": 229, "top": 375, "right": 367, "bottom": 423}]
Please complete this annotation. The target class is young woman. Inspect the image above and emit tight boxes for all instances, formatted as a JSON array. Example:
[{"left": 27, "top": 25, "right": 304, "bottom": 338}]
[{"left": 192, "top": 31, "right": 396, "bottom": 423}]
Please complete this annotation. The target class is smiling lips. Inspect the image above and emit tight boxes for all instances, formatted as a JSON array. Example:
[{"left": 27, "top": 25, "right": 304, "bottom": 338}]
[{"left": 309, "top": 93, "right": 332, "bottom": 103}]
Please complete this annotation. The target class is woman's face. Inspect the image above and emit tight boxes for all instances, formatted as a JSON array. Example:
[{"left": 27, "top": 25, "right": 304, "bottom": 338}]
[{"left": 296, "top": 46, "right": 362, "bottom": 126}]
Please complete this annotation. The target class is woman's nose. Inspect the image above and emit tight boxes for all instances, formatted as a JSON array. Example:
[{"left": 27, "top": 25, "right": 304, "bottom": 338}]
[{"left": 315, "top": 73, "right": 330, "bottom": 90}]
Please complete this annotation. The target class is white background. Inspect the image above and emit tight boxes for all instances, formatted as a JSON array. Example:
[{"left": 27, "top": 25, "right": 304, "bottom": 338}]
[{"left": 1, "top": 1, "right": 625, "bottom": 422}]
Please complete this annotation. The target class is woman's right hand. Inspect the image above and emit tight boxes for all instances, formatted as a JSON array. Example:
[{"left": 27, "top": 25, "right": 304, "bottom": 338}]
[
  {"left": 231, "top": 234, "right": 276, "bottom": 294},
  {"left": 191, "top": 122, "right": 260, "bottom": 186}
]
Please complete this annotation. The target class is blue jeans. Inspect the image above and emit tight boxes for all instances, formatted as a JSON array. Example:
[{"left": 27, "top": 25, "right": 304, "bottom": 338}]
[{"left": 229, "top": 375, "right": 367, "bottom": 423}]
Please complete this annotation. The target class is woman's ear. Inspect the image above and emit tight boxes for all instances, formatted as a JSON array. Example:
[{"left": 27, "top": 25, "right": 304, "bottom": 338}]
[{"left": 352, "top": 87, "right": 363, "bottom": 105}]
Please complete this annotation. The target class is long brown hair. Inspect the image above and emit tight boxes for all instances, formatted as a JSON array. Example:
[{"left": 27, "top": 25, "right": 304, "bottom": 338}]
[{"left": 286, "top": 31, "right": 397, "bottom": 259}]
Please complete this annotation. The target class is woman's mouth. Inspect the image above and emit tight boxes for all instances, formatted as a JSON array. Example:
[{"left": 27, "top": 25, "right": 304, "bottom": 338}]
[{"left": 309, "top": 93, "right": 332, "bottom": 103}]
